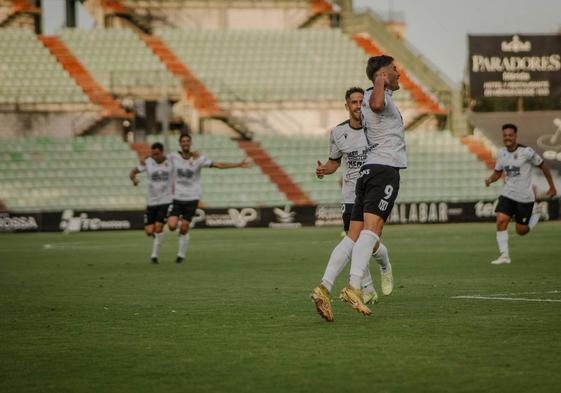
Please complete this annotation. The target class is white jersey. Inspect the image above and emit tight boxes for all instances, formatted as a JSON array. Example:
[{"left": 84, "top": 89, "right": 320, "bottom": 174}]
[
  {"left": 494, "top": 144, "right": 543, "bottom": 203},
  {"left": 168, "top": 152, "right": 214, "bottom": 201},
  {"left": 137, "top": 156, "right": 173, "bottom": 206},
  {"left": 329, "top": 120, "right": 369, "bottom": 204},
  {"left": 361, "top": 88, "right": 407, "bottom": 168}
]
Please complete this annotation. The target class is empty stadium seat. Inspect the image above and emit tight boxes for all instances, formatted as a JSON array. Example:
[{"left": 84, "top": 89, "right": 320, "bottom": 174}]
[
  {"left": 0, "top": 28, "right": 89, "bottom": 105},
  {"left": 58, "top": 28, "right": 179, "bottom": 92},
  {"left": 0, "top": 135, "right": 145, "bottom": 211},
  {"left": 157, "top": 28, "right": 411, "bottom": 103}
]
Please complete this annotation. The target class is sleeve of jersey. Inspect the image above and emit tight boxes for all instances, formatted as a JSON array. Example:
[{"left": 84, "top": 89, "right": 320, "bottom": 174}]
[
  {"left": 202, "top": 156, "right": 214, "bottom": 167},
  {"left": 528, "top": 147, "right": 544, "bottom": 166},
  {"left": 494, "top": 153, "right": 503, "bottom": 171},
  {"left": 328, "top": 130, "right": 342, "bottom": 161},
  {"left": 136, "top": 160, "right": 147, "bottom": 172}
]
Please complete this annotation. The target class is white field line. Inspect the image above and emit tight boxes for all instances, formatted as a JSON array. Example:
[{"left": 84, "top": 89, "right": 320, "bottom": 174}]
[
  {"left": 452, "top": 295, "right": 561, "bottom": 303},
  {"left": 475, "top": 290, "right": 561, "bottom": 296}
]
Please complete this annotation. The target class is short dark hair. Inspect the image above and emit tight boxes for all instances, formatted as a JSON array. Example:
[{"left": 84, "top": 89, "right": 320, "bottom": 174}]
[
  {"left": 151, "top": 142, "right": 164, "bottom": 151},
  {"left": 345, "top": 87, "right": 364, "bottom": 101},
  {"left": 366, "top": 55, "right": 394, "bottom": 81},
  {"left": 502, "top": 123, "right": 518, "bottom": 133},
  {"left": 179, "top": 133, "right": 192, "bottom": 143}
]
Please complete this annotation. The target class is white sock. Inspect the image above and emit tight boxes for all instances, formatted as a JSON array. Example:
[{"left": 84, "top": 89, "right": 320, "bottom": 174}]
[
  {"left": 373, "top": 243, "right": 390, "bottom": 272},
  {"left": 528, "top": 213, "right": 540, "bottom": 230},
  {"left": 321, "top": 236, "right": 355, "bottom": 292},
  {"left": 496, "top": 230, "right": 509, "bottom": 257},
  {"left": 178, "top": 233, "right": 190, "bottom": 258},
  {"left": 361, "top": 268, "right": 375, "bottom": 293},
  {"left": 151, "top": 232, "right": 164, "bottom": 259},
  {"left": 349, "top": 230, "right": 380, "bottom": 289}
]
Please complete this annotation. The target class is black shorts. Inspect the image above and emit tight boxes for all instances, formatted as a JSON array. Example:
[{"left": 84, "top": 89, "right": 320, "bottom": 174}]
[
  {"left": 144, "top": 203, "right": 170, "bottom": 226},
  {"left": 168, "top": 199, "right": 199, "bottom": 221},
  {"left": 341, "top": 203, "right": 354, "bottom": 232},
  {"left": 495, "top": 195, "right": 534, "bottom": 225},
  {"left": 351, "top": 164, "right": 400, "bottom": 222}
]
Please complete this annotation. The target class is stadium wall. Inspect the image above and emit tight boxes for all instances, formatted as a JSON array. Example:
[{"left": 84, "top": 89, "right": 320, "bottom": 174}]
[
  {"left": 0, "top": 111, "right": 121, "bottom": 138},
  {"left": 2, "top": 199, "right": 559, "bottom": 233},
  {"left": 226, "top": 104, "right": 349, "bottom": 136}
]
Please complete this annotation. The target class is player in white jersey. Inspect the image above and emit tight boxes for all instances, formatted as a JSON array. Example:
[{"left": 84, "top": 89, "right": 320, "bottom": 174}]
[
  {"left": 485, "top": 123, "right": 557, "bottom": 265},
  {"left": 338, "top": 55, "right": 404, "bottom": 316},
  {"left": 129, "top": 142, "right": 174, "bottom": 264},
  {"left": 310, "top": 87, "right": 391, "bottom": 321},
  {"left": 167, "top": 133, "right": 251, "bottom": 263}
]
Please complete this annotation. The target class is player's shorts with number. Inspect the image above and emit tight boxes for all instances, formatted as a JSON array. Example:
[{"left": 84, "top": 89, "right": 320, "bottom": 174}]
[{"left": 351, "top": 164, "right": 400, "bottom": 222}]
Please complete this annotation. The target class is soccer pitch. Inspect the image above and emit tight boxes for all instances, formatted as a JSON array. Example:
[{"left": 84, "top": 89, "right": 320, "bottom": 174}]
[{"left": 1, "top": 222, "right": 561, "bottom": 393}]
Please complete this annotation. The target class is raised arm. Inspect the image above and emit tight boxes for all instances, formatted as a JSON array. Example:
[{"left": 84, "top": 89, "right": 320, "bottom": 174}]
[
  {"left": 369, "top": 72, "right": 388, "bottom": 113},
  {"left": 211, "top": 158, "right": 253, "bottom": 169},
  {"left": 316, "top": 159, "right": 341, "bottom": 179},
  {"left": 538, "top": 161, "right": 558, "bottom": 198},
  {"left": 485, "top": 169, "right": 502, "bottom": 187}
]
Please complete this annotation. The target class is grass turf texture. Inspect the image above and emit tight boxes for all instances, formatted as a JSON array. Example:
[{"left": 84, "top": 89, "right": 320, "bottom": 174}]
[{"left": 1, "top": 222, "right": 561, "bottom": 393}]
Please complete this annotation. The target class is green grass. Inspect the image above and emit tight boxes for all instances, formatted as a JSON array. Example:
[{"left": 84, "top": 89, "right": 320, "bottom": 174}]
[{"left": 1, "top": 222, "right": 561, "bottom": 393}]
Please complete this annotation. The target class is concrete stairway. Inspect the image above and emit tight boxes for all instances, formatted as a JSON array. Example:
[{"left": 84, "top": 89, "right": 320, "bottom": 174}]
[
  {"left": 40, "top": 36, "right": 129, "bottom": 119},
  {"left": 238, "top": 141, "right": 313, "bottom": 205}
]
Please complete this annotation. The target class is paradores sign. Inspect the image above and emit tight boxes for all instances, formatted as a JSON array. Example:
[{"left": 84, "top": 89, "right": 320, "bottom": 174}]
[{"left": 469, "top": 34, "right": 561, "bottom": 99}]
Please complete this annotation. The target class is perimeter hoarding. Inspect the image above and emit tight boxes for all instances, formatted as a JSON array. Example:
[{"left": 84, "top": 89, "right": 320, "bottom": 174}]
[
  {"left": 469, "top": 34, "right": 561, "bottom": 99},
  {"left": 2, "top": 200, "right": 559, "bottom": 233}
]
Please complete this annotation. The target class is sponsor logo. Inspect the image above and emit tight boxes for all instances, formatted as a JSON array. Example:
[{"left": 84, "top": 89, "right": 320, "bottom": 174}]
[
  {"left": 59, "top": 210, "right": 131, "bottom": 232},
  {"left": 315, "top": 204, "right": 344, "bottom": 227},
  {"left": 501, "top": 35, "right": 531, "bottom": 53},
  {"left": 0, "top": 214, "right": 39, "bottom": 232},
  {"left": 504, "top": 165, "right": 521, "bottom": 177},
  {"left": 378, "top": 199, "right": 389, "bottom": 211},
  {"left": 192, "top": 208, "right": 258, "bottom": 228},
  {"left": 269, "top": 205, "right": 302, "bottom": 228},
  {"left": 474, "top": 200, "right": 499, "bottom": 218},
  {"left": 387, "top": 202, "right": 449, "bottom": 224},
  {"left": 539, "top": 118, "right": 561, "bottom": 164},
  {"left": 470, "top": 34, "right": 561, "bottom": 98}
]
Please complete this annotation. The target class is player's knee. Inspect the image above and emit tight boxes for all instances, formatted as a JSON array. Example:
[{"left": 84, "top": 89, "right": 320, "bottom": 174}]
[
  {"left": 167, "top": 218, "right": 177, "bottom": 230},
  {"left": 144, "top": 226, "right": 154, "bottom": 236},
  {"left": 179, "top": 221, "right": 190, "bottom": 234},
  {"left": 516, "top": 226, "right": 529, "bottom": 236}
]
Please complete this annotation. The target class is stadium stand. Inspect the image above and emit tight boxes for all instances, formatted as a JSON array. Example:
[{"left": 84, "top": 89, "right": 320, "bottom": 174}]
[
  {"left": 0, "top": 136, "right": 145, "bottom": 211},
  {"left": 0, "top": 134, "right": 292, "bottom": 212},
  {"left": 0, "top": 28, "right": 91, "bottom": 108},
  {"left": 0, "top": 130, "right": 503, "bottom": 212},
  {"left": 58, "top": 28, "right": 180, "bottom": 98},
  {"left": 257, "top": 130, "right": 502, "bottom": 204},
  {"left": 158, "top": 28, "right": 387, "bottom": 103}
]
